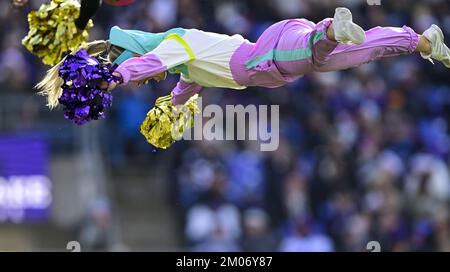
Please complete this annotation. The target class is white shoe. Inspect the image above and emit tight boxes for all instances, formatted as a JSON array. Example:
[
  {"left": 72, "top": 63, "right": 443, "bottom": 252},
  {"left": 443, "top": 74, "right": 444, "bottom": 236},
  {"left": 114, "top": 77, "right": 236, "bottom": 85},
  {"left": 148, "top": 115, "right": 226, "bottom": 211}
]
[
  {"left": 421, "top": 24, "right": 450, "bottom": 68},
  {"left": 333, "top": 7, "right": 366, "bottom": 45}
]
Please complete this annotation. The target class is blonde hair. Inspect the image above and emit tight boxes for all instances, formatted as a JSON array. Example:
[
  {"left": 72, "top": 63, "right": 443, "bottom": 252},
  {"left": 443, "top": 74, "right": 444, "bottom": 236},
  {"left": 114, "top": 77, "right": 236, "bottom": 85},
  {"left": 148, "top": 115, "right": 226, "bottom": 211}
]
[{"left": 36, "top": 40, "right": 123, "bottom": 109}]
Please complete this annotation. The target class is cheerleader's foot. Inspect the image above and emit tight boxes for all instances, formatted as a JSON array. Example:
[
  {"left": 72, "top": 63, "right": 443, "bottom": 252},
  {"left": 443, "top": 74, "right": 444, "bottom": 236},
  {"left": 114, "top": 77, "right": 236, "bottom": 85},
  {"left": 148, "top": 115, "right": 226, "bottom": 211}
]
[
  {"left": 420, "top": 24, "right": 450, "bottom": 68},
  {"left": 332, "top": 7, "right": 366, "bottom": 45}
]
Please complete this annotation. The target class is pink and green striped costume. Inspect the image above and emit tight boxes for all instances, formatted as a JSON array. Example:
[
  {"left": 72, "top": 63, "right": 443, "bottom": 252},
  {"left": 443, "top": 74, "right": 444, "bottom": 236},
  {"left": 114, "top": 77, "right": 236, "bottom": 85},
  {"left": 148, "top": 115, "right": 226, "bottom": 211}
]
[{"left": 114, "top": 18, "right": 419, "bottom": 105}]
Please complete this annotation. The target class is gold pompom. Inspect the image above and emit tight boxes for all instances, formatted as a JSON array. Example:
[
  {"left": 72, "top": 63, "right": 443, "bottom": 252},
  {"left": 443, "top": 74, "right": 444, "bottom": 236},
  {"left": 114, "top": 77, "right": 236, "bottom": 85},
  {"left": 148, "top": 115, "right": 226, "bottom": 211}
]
[
  {"left": 22, "top": 0, "right": 94, "bottom": 65},
  {"left": 140, "top": 94, "right": 200, "bottom": 149}
]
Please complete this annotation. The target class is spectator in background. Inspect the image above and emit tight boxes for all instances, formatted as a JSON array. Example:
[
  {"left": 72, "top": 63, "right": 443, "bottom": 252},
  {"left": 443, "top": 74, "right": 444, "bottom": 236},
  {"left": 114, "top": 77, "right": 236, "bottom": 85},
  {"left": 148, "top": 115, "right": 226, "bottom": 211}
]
[
  {"left": 176, "top": 141, "right": 227, "bottom": 209},
  {"left": 77, "top": 197, "right": 115, "bottom": 251},
  {"left": 279, "top": 215, "right": 334, "bottom": 252},
  {"left": 184, "top": 168, "right": 241, "bottom": 251},
  {"left": 241, "top": 208, "right": 278, "bottom": 252},
  {"left": 226, "top": 141, "right": 266, "bottom": 209}
]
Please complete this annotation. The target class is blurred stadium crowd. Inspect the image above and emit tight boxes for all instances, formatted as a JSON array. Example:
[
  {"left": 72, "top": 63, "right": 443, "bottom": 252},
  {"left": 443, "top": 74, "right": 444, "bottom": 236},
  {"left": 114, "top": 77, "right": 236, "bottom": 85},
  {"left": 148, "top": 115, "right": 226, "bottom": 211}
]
[{"left": 1, "top": 0, "right": 450, "bottom": 251}]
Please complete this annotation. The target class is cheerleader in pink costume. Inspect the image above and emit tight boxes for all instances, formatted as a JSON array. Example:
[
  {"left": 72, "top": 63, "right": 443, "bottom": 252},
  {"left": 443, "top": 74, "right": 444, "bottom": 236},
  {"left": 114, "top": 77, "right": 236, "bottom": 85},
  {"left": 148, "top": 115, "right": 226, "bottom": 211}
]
[
  {"left": 37, "top": 7, "right": 450, "bottom": 148},
  {"left": 101, "top": 7, "right": 449, "bottom": 106}
]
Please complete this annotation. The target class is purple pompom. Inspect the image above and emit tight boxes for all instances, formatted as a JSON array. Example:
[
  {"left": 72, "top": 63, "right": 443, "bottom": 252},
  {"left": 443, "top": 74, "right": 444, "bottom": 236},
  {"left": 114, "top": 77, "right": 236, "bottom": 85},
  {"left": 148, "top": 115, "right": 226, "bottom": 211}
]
[{"left": 58, "top": 49, "right": 120, "bottom": 125}]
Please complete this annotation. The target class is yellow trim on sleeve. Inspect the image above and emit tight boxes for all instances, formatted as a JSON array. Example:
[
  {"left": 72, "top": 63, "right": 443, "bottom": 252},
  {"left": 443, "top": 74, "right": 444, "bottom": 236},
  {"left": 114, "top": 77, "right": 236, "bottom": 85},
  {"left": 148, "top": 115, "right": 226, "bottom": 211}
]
[{"left": 163, "top": 33, "right": 195, "bottom": 61}]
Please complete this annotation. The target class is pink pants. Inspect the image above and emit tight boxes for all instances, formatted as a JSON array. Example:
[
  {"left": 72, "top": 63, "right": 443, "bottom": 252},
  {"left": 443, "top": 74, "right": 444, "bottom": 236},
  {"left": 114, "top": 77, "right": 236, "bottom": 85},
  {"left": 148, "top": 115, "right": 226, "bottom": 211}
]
[{"left": 275, "top": 18, "right": 420, "bottom": 75}]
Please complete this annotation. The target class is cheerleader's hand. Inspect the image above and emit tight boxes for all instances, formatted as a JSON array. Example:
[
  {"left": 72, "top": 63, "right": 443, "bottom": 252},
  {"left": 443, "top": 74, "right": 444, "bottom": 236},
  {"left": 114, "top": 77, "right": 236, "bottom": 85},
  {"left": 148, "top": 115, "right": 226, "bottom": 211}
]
[{"left": 100, "top": 72, "right": 123, "bottom": 91}]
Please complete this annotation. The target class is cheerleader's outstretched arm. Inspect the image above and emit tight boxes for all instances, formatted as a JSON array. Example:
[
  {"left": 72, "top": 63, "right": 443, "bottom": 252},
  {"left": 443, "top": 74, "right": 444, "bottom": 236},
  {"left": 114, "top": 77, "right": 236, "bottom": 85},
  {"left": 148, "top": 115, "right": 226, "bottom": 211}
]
[
  {"left": 110, "top": 36, "right": 193, "bottom": 90},
  {"left": 171, "top": 77, "right": 203, "bottom": 106},
  {"left": 114, "top": 54, "right": 168, "bottom": 85}
]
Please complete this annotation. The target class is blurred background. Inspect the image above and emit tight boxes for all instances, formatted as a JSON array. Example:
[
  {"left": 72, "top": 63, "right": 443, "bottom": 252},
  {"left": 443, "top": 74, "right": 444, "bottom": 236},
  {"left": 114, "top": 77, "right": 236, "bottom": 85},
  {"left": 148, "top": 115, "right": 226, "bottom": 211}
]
[{"left": 1, "top": 0, "right": 450, "bottom": 252}]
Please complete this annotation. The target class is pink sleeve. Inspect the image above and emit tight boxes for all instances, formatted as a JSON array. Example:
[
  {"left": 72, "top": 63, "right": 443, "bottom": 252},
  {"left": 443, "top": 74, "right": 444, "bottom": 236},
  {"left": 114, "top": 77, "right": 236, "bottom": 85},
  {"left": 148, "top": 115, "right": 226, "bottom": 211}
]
[
  {"left": 115, "top": 53, "right": 167, "bottom": 84},
  {"left": 171, "top": 79, "right": 202, "bottom": 105}
]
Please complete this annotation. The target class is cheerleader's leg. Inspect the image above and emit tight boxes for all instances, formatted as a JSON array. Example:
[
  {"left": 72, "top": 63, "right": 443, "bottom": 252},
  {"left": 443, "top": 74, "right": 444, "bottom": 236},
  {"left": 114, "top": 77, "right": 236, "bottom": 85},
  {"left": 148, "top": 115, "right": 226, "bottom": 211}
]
[{"left": 312, "top": 25, "right": 419, "bottom": 72}]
